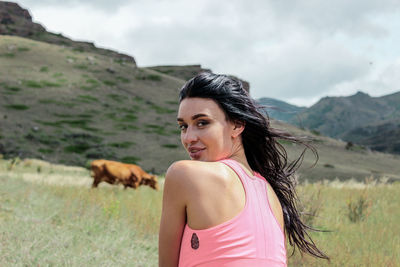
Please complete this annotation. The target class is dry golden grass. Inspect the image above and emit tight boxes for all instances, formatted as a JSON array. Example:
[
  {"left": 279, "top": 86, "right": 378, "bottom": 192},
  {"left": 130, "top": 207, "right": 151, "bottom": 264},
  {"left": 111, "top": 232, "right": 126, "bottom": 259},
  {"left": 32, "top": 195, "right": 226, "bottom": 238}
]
[{"left": 0, "top": 158, "right": 399, "bottom": 266}]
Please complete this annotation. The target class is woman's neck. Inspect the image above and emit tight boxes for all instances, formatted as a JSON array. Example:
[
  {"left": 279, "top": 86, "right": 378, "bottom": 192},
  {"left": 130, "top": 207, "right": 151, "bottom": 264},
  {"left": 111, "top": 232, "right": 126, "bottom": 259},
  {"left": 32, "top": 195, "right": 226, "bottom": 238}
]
[{"left": 229, "top": 145, "right": 253, "bottom": 176}]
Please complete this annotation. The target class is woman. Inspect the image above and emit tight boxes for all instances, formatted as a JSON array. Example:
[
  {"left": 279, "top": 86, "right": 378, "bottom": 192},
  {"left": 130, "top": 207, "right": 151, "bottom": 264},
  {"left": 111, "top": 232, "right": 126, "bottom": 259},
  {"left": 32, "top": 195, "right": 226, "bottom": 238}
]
[{"left": 159, "top": 72, "right": 328, "bottom": 266}]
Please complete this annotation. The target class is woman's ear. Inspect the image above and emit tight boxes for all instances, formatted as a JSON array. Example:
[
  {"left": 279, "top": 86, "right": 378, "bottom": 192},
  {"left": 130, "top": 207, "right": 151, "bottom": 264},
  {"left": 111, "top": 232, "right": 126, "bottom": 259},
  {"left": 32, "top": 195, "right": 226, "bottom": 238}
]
[{"left": 232, "top": 120, "right": 245, "bottom": 138}]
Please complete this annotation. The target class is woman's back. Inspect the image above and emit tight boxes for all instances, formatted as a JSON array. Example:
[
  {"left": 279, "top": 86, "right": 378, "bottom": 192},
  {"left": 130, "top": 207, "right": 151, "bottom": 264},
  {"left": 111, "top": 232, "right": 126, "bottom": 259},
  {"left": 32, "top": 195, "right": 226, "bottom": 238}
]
[{"left": 178, "top": 158, "right": 287, "bottom": 267}]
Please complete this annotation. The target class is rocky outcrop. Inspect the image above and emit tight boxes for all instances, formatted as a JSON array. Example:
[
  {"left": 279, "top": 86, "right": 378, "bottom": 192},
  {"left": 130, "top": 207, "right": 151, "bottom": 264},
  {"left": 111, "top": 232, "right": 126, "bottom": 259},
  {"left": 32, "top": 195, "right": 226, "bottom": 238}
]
[
  {"left": 147, "top": 64, "right": 250, "bottom": 92},
  {"left": 0, "top": 1, "right": 46, "bottom": 36},
  {"left": 0, "top": 1, "right": 136, "bottom": 66}
]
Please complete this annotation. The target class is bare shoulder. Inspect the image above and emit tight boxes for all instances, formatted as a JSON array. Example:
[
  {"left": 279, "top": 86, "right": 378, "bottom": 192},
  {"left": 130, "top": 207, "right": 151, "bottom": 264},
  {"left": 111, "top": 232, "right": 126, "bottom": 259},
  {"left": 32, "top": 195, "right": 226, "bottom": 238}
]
[
  {"left": 167, "top": 160, "right": 226, "bottom": 177},
  {"left": 165, "top": 160, "right": 228, "bottom": 191}
]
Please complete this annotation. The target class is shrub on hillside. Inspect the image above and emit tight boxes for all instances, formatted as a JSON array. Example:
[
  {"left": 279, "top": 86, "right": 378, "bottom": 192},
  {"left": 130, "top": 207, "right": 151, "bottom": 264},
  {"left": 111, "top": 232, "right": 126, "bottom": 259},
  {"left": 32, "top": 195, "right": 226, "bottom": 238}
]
[{"left": 346, "top": 190, "right": 371, "bottom": 223}]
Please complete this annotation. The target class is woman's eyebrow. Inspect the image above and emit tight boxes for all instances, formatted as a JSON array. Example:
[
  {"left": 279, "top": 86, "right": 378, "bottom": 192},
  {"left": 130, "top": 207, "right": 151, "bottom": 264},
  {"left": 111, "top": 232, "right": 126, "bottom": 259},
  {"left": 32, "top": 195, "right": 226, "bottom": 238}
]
[{"left": 177, "top": 113, "right": 209, "bottom": 122}]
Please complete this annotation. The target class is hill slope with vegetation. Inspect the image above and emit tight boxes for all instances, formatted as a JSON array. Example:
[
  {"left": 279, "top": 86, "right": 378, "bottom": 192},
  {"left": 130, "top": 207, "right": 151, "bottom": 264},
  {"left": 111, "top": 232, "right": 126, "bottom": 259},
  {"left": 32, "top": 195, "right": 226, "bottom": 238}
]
[
  {"left": 0, "top": 1, "right": 134, "bottom": 64},
  {"left": 292, "top": 91, "right": 400, "bottom": 154},
  {"left": 1, "top": 1, "right": 400, "bottom": 181},
  {"left": 0, "top": 35, "right": 188, "bottom": 173},
  {"left": 1, "top": 36, "right": 400, "bottom": 180}
]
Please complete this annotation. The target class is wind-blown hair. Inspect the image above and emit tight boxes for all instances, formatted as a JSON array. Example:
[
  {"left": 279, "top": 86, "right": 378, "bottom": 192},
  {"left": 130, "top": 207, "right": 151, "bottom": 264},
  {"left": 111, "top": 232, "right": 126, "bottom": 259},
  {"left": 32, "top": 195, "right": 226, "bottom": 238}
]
[{"left": 179, "top": 72, "right": 329, "bottom": 260}]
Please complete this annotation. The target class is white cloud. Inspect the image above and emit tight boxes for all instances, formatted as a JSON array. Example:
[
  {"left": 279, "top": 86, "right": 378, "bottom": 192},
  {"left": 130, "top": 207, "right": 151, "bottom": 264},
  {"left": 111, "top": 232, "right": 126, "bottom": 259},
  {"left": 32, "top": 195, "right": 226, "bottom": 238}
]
[{"left": 15, "top": 0, "right": 400, "bottom": 106}]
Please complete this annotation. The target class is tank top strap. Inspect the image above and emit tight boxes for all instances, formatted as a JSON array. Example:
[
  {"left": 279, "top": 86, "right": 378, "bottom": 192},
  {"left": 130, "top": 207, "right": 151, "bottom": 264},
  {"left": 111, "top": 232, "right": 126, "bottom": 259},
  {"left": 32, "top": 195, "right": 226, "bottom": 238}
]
[{"left": 218, "top": 158, "right": 251, "bottom": 187}]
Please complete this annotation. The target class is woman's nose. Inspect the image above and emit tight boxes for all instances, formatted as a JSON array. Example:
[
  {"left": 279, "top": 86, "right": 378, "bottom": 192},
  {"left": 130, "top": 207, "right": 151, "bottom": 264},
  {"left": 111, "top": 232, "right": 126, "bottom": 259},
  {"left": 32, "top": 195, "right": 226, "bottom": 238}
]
[{"left": 182, "top": 127, "right": 198, "bottom": 144}]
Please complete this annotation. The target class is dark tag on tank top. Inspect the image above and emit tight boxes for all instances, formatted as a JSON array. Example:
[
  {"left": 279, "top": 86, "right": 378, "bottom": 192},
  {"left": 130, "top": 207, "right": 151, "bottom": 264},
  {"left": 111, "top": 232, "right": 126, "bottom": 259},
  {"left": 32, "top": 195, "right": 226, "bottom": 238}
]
[{"left": 191, "top": 233, "right": 199, "bottom": 249}]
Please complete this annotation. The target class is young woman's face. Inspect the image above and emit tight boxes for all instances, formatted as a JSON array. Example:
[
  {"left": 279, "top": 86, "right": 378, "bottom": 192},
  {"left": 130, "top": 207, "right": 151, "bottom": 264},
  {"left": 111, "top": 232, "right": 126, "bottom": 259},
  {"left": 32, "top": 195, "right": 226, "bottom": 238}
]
[{"left": 177, "top": 97, "right": 238, "bottom": 161}]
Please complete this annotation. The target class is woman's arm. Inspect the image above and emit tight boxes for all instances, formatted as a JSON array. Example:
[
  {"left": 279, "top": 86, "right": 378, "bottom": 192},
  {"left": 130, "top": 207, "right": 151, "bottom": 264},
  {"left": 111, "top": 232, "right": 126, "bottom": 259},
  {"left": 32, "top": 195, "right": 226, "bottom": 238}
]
[{"left": 159, "top": 162, "right": 188, "bottom": 267}]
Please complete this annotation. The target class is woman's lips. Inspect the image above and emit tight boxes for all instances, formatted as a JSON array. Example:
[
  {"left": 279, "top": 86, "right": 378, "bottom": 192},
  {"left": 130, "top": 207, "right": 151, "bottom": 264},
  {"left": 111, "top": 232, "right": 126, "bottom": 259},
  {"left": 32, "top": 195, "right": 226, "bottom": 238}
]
[{"left": 188, "top": 148, "right": 205, "bottom": 159}]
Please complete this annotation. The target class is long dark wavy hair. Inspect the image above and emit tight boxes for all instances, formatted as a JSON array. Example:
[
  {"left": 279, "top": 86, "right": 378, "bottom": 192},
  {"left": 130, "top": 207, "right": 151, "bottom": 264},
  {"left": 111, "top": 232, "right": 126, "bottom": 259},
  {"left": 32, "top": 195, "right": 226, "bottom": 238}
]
[{"left": 179, "top": 72, "right": 329, "bottom": 260}]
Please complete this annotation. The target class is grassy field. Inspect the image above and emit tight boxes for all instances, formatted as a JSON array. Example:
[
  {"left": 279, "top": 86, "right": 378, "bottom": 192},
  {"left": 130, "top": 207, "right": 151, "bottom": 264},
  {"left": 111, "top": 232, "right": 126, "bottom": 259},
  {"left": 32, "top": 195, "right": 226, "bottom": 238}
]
[{"left": 0, "top": 158, "right": 399, "bottom": 266}]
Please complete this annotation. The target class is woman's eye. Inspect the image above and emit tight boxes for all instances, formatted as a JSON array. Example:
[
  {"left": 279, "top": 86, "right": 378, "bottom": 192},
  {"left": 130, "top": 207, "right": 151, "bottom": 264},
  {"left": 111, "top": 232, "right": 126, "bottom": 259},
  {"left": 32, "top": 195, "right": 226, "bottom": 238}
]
[
  {"left": 197, "top": 121, "right": 209, "bottom": 127},
  {"left": 178, "top": 124, "right": 187, "bottom": 131}
]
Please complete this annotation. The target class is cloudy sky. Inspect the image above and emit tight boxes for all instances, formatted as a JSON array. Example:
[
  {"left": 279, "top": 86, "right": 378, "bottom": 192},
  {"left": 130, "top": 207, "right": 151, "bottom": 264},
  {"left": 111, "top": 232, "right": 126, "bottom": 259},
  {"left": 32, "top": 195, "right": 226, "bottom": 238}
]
[{"left": 15, "top": 0, "right": 400, "bottom": 106}]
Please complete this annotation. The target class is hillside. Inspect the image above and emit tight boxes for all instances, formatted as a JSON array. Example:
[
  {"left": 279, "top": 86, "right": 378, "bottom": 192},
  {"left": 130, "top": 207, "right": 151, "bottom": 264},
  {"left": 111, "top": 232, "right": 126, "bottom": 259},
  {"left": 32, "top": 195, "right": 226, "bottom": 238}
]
[
  {"left": 1, "top": 2, "right": 400, "bottom": 181},
  {"left": 270, "top": 120, "right": 400, "bottom": 182},
  {"left": 0, "top": 35, "right": 188, "bottom": 173},
  {"left": 0, "top": 1, "right": 134, "bottom": 64},
  {"left": 1, "top": 35, "right": 400, "bottom": 180},
  {"left": 292, "top": 91, "right": 400, "bottom": 154},
  {"left": 342, "top": 118, "right": 400, "bottom": 154},
  {"left": 257, "top": 97, "right": 306, "bottom": 122}
]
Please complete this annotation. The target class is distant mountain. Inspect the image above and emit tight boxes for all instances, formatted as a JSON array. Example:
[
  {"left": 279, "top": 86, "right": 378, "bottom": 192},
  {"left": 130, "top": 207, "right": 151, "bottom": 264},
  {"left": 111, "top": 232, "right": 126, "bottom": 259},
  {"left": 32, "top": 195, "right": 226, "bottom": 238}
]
[
  {"left": 257, "top": 97, "right": 306, "bottom": 122},
  {"left": 293, "top": 91, "right": 400, "bottom": 154},
  {"left": 342, "top": 118, "right": 400, "bottom": 154}
]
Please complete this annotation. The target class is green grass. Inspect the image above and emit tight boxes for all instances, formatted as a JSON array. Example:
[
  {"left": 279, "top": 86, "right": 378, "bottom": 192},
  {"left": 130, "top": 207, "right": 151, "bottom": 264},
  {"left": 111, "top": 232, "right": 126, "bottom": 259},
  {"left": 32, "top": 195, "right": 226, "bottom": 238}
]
[
  {"left": 17, "top": 47, "right": 30, "bottom": 52},
  {"left": 52, "top": 113, "right": 75, "bottom": 118},
  {"left": 38, "top": 99, "right": 76, "bottom": 108},
  {"left": 165, "top": 100, "right": 179, "bottom": 105},
  {"left": 161, "top": 144, "right": 179, "bottom": 149},
  {"left": 323, "top": 163, "right": 335, "bottom": 168},
  {"left": 77, "top": 114, "right": 93, "bottom": 119},
  {"left": 289, "top": 183, "right": 400, "bottom": 266},
  {"left": 85, "top": 79, "right": 99, "bottom": 85},
  {"left": 0, "top": 159, "right": 398, "bottom": 266},
  {"left": 40, "top": 66, "right": 49, "bottom": 72},
  {"left": 0, "top": 52, "right": 15, "bottom": 58},
  {"left": 64, "top": 144, "right": 91, "bottom": 154},
  {"left": 52, "top": 72, "right": 63, "bottom": 78},
  {"left": 24, "top": 132, "right": 59, "bottom": 146},
  {"left": 4, "top": 104, "right": 29, "bottom": 110},
  {"left": 81, "top": 79, "right": 99, "bottom": 91},
  {"left": 23, "top": 80, "right": 43, "bottom": 88},
  {"left": 0, "top": 159, "right": 159, "bottom": 266},
  {"left": 107, "top": 94, "right": 125, "bottom": 102},
  {"left": 72, "top": 47, "right": 85, "bottom": 52},
  {"left": 120, "top": 156, "right": 141, "bottom": 164},
  {"left": 114, "top": 124, "right": 139, "bottom": 131},
  {"left": 38, "top": 148, "right": 54, "bottom": 154},
  {"left": 119, "top": 114, "right": 137, "bottom": 122},
  {"left": 33, "top": 119, "right": 97, "bottom": 132},
  {"left": 116, "top": 76, "right": 130, "bottom": 83},
  {"left": 108, "top": 141, "right": 135, "bottom": 149},
  {"left": 147, "top": 103, "right": 175, "bottom": 114},
  {"left": 77, "top": 95, "right": 99, "bottom": 103},
  {"left": 105, "top": 112, "right": 138, "bottom": 122},
  {"left": 73, "top": 64, "right": 88, "bottom": 70},
  {"left": 144, "top": 124, "right": 169, "bottom": 136},
  {"left": 133, "top": 96, "right": 145, "bottom": 103},
  {"left": 135, "top": 74, "right": 162, "bottom": 81},
  {"left": 40, "top": 80, "right": 62, "bottom": 87},
  {"left": 170, "top": 129, "right": 181, "bottom": 135},
  {"left": 23, "top": 80, "right": 62, "bottom": 88},
  {"left": 103, "top": 80, "right": 116, "bottom": 86},
  {"left": 146, "top": 74, "right": 162, "bottom": 81}
]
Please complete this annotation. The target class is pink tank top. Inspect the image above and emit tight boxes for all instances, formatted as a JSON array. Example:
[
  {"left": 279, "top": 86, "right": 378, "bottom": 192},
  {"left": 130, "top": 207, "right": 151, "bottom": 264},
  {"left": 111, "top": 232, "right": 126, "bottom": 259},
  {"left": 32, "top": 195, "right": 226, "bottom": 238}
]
[{"left": 178, "top": 158, "right": 287, "bottom": 267}]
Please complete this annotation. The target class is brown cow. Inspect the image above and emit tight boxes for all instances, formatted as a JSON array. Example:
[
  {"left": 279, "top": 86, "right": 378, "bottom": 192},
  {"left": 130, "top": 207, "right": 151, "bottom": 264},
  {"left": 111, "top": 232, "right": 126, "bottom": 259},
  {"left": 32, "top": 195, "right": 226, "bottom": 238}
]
[
  {"left": 90, "top": 159, "right": 158, "bottom": 190},
  {"left": 127, "top": 163, "right": 159, "bottom": 191}
]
